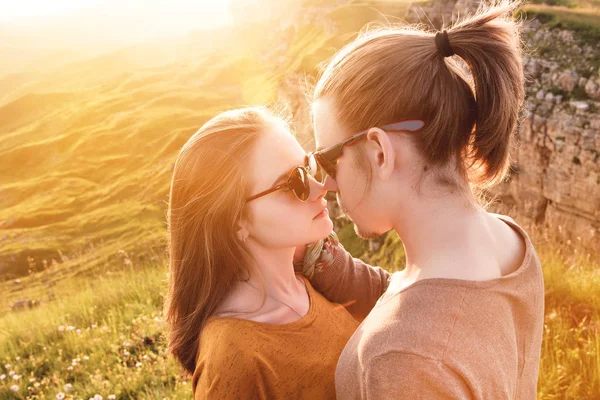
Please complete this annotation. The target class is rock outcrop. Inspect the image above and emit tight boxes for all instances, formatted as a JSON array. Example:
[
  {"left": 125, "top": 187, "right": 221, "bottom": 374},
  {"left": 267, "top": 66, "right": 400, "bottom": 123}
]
[{"left": 493, "top": 19, "right": 600, "bottom": 240}]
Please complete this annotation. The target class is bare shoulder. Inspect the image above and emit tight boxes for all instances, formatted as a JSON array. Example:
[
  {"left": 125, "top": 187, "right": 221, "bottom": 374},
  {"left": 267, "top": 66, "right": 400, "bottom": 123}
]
[{"left": 490, "top": 213, "right": 527, "bottom": 276}]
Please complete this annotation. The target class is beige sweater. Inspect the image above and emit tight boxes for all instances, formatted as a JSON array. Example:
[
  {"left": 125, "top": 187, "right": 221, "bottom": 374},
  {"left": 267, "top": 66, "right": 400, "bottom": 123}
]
[{"left": 309, "top": 214, "right": 544, "bottom": 399}]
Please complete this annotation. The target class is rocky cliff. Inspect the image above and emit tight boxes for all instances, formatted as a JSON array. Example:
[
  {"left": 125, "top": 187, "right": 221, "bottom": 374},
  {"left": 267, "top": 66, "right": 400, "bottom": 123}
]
[{"left": 493, "top": 19, "right": 599, "bottom": 241}]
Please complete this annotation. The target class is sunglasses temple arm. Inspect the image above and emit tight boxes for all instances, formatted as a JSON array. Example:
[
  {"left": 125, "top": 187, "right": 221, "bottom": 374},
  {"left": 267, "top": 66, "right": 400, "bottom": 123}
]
[
  {"left": 343, "top": 131, "right": 369, "bottom": 147},
  {"left": 246, "top": 184, "right": 286, "bottom": 202},
  {"left": 322, "top": 142, "right": 347, "bottom": 159},
  {"left": 383, "top": 120, "right": 425, "bottom": 132}
]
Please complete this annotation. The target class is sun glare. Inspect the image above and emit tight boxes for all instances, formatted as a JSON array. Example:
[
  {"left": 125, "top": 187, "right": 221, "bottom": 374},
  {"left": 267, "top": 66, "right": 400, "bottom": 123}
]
[
  {"left": 0, "top": 0, "right": 103, "bottom": 20},
  {"left": 0, "top": 0, "right": 233, "bottom": 31}
]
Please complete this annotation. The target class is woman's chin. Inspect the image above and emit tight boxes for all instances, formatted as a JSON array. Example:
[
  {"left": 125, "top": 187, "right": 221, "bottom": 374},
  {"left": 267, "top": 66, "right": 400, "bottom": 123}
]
[
  {"left": 296, "top": 214, "right": 334, "bottom": 244},
  {"left": 313, "top": 216, "right": 334, "bottom": 238}
]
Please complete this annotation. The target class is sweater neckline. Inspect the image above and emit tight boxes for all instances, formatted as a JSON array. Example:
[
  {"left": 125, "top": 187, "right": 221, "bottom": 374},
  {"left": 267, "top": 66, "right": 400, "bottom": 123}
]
[
  {"left": 375, "top": 213, "right": 536, "bottom": 307},
  {"left": 205, "top": 275, "right": 317, "bottom": 330}
]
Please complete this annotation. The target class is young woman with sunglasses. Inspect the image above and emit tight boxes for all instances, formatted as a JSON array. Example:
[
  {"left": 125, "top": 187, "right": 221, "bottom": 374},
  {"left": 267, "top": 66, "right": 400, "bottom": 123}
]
[
  {"left": 164, "top": 106, "right": 379, "bottom": 399},
  {"left": 295, "top": 2, "right": 544, "bottom": 399}
]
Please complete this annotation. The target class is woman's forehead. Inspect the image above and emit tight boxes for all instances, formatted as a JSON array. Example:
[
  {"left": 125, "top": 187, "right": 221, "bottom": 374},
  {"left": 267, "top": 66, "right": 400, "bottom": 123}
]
[
  {"left": 263, "top": 124, "right": 304, "bottom": 160},
  {"left": 313, "top": 99, "right": 345, "bottom": 150},
  {"left": 249, "top": 125, "right": 305, "bottom": 187}
]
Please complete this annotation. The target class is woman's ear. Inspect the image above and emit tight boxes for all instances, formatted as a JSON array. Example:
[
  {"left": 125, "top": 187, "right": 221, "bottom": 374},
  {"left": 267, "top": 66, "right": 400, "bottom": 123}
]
[
  {"left": 365, "top": 127, "right": 396, "bottom": 181},
  {"left": 236, "top": 220, "right": 250, "bottom": 243},
  {"left": 237, "top": 227, "right": 249, "bottom": 242}
]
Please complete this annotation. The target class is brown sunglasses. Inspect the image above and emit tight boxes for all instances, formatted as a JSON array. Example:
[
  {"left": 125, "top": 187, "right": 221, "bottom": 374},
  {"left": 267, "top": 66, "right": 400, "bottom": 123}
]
[
  {"left": 310, "top": 120, "right": 425, "bottom": 179},
  {"left": 246, "top": 154, "right": 324, "bottom": 202}
]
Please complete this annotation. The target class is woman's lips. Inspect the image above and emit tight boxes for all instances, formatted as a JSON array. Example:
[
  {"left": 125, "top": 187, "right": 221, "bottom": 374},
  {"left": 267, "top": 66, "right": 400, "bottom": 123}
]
[{"left": 313, "top": 207, "right": 329, "bottom": 219}]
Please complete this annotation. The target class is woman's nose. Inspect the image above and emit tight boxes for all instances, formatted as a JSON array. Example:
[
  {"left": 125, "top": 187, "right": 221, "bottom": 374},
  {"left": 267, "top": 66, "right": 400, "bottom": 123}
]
[
  {"left": 308, "top": 176, "right": 328, "bottom": 202},
  {"left": 323, "top": 175, "right": 338, "bottom": 192}
]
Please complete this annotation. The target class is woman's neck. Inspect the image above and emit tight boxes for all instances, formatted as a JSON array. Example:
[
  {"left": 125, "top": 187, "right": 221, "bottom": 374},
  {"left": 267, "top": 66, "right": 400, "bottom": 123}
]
[
  {"left": 244, "top": 241, "right": 300, "bottom": 298},
  {"left": 391, "top": 187, "right": 489, "bottom": 280},
  {"left": 215, "top": 241, "right": 307, "bottom": 321}
]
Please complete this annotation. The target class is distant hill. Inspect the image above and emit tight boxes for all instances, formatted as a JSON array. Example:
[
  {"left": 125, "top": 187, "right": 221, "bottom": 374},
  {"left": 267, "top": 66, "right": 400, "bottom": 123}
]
[{"left": 0, "top": 1, "right": 416, "bottom": 279}]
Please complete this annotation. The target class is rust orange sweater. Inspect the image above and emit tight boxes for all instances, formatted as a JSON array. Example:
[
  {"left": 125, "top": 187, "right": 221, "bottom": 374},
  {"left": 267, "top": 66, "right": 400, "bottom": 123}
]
[{"left": 192, "top": 276, "right": 360, "bottom": 399}]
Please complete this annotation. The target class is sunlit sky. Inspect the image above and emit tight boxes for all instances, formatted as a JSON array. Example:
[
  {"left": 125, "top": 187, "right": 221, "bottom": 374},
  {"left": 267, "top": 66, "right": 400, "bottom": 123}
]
[
  {"left": 1, "top": 0, "right": 102, "bottom": 19},
  {"left": 0, "top": 0, "right": 233, "bottom": 28}
]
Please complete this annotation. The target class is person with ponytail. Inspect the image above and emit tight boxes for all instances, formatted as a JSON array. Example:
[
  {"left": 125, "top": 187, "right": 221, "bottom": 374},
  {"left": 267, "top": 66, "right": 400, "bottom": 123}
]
[
  {"left": 295, "top": 1, "right": 544, "bottom": 398},
  {"left": 165, "top": 106, "right": 373, "bottom": 399}
]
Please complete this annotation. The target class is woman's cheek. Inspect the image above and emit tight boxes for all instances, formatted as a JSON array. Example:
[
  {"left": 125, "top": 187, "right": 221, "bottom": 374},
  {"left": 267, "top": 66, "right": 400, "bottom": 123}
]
[{"left": 268, "top": 202, "right": 311, "bottom": 235}]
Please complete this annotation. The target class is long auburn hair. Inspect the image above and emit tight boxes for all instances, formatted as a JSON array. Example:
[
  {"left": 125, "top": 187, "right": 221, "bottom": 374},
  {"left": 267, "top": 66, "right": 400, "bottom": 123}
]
[
  {"left": 313, "top": 0, "right": 525, "bottom": 188},
  {"left": 164, "top": 106, "right": 284, "bottom": 374}
]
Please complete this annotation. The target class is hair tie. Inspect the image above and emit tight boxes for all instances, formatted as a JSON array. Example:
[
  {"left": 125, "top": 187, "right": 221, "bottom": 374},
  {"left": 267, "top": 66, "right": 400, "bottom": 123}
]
[{"left": 435, "top": 30, "right": 454, "bottom": 58}]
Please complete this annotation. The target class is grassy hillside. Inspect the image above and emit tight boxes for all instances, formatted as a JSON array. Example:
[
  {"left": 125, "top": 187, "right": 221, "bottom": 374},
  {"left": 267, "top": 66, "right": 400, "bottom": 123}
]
[{"left": 0, "top": 54, "right": 272, "bottom": 278}]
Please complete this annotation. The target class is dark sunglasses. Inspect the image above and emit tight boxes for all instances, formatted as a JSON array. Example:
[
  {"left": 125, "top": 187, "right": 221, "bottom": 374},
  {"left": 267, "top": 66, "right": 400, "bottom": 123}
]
[
  {"left": 246, "top": 154, "right": 324, "bottom": 203},
  {"left": 310, "top": 120, "right": 425, "bottom": 179}
]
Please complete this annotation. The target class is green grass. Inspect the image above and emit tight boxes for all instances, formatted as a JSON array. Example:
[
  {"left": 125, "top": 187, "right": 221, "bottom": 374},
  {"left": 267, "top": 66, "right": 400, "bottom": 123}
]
[
  {"left": 518, "top": 3, "right": 600, "bottom": 42},
  {"left": 0, "top": 258, "right": 191, "bottom": 399}
]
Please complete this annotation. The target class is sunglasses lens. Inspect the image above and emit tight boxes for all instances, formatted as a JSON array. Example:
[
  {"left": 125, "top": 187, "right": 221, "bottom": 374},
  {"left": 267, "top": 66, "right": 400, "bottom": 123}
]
[
  {"left": 290, "top": 167, "right": 309, "bottom": 201},
  {"left": 307, "top": 154, "right": 326, "bottom": 183},
  {"left": 323, "top": 163, "right": 336, "bottom": 179},
  {"left": 316, "top": 154, "right": 336, "bottom": 179}
]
